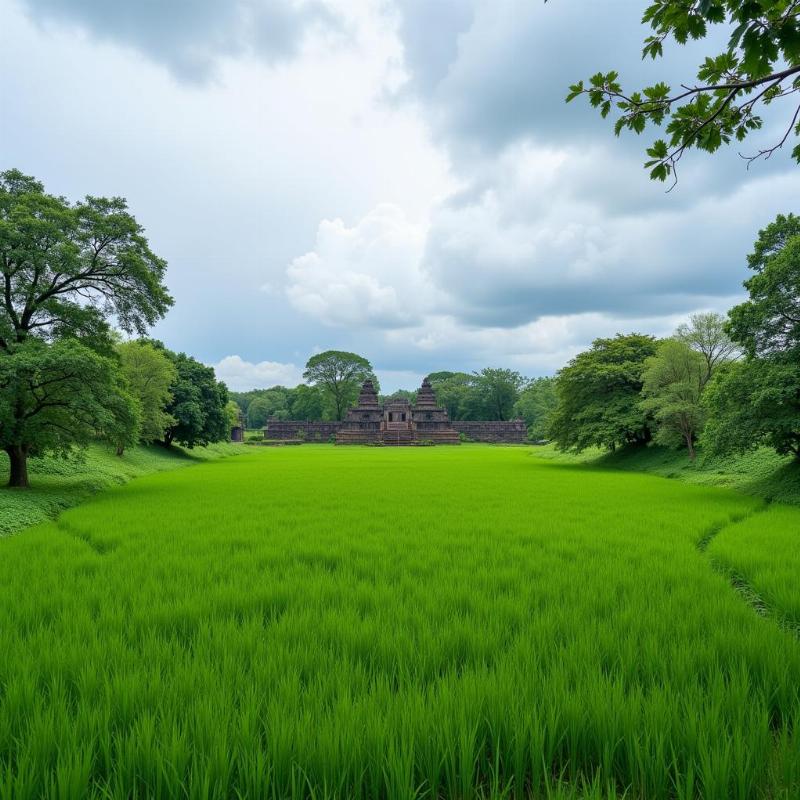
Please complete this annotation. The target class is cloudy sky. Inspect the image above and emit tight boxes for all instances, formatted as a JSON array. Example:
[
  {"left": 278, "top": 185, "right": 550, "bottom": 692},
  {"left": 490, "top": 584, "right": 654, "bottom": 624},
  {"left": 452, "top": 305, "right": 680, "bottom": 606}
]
[{"left": 2, "top": 0, "right": 798, "bottom": 391}]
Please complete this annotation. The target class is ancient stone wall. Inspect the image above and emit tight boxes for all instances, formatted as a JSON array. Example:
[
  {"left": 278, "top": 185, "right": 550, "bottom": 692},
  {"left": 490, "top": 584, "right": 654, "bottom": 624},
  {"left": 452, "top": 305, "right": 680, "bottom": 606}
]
[
  {"left": 264, "top": 418, "right": 529, "bottom": 443},
  {"left": 451, "top": 420, "right": 529, "bottom": 443},
  {"left": 264, "top": 419, "right": 342, "bottom": 441}
]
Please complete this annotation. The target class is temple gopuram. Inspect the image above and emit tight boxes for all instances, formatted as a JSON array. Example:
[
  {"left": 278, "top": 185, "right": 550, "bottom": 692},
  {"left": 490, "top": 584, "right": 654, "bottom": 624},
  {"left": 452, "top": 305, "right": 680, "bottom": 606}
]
[{"left": 336, "top": 378, "right": 461, "bottom": 445}]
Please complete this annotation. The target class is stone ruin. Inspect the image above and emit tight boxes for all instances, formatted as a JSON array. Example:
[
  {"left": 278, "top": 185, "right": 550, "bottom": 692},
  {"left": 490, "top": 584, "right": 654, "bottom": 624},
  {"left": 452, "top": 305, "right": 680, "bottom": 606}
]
[
  {"left": 262, "top": 378, "right": 529, "bottom": 444},
  {"left": 336, "top": 378, "right": 461, "bottom": 445}
]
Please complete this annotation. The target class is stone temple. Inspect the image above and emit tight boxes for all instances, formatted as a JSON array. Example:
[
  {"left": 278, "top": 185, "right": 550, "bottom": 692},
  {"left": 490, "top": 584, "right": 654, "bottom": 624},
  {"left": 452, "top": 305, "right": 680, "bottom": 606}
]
[{"left": 336, "top": 378, "right": 461, "bottom": 445}]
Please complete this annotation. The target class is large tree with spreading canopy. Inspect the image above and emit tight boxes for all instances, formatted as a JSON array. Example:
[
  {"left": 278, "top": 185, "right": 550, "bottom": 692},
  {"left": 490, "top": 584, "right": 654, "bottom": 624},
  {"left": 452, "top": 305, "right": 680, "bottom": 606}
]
[{"left": 0, "top": 169, "right": 172, "bottom": 486}]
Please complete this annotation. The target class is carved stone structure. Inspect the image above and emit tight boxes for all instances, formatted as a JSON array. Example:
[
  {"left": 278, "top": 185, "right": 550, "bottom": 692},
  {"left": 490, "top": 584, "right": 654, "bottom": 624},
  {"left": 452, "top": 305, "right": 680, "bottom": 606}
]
[
  {"left": 336, "top": 378, "right": 460, "bottom": 445},
  {"left": 264, "top": 419, "right": 341, "bottom": 441},
  {"left": 451, "top": 420, "right": 528, "bottom": 443},
  {"left": 335, "top": 380, "right": 384, "bottom": 444},
  {"left": 263, "top": 378, "right": 529, "bottom": 445}
]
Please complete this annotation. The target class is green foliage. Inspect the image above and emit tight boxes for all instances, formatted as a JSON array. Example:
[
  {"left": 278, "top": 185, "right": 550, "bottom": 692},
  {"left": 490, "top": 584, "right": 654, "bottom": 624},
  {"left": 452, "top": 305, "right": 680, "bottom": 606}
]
[
  {"left": 0, "top": 169, "right": 171, "bottom": 485},
  {"left": 465, "top": 368, "right": 525, "bottom": 421},
  {"left": 99, "top": 383, "right": 142, "bottom": 457},
  {"left": 161, "top": 349, "right": 229, "bottom": 448},
  {"left": 703, "top": 359, "right": 800, "bottom": 457},
  {"left": 549, "top": 334, "right": 658, "bottom": 452},
  {"left": 0, "top": 447, "right": 798, "bottom": 796},
  {"left": 0, "top": 440, "right": 239, "bottom": 535},
  {"left": 540, "top": 439, "right": 800, "bottom": 505},
  {"left": 231, "top": 385, "right": 327, "bottom": 422},
  {"left": 565, "top": 2, "right": 800, "bottom": 183},
  {"left": 513, "top": 377, "right": 557, "bottom": 440},
  {"left": 641, "top": 339, "right": 708, "bottom": 457},
  {"left": 303, "top": 351, "right": 377, "bottom": 421},
  {"left": 426, "top": 371, "right": 472, "bottom": 420},
  {"left": 728, "top": 214, "right": 800, "bottom": 358},
  {"left": 117, "top": 340, "right": 176, "bottom": 444},
  {"left": 379, "top": 389, "right": 417, "bottom": 405},
  {"left": 287, "top": 384, "right": 325, "bottom": 420},
  {"left": 246, "top": 391, "right": 288, "bottom": 428},
  {"left": 705, "top": 214, "right": 800, "bottom": 458},
  {"left": 225, "top": 400, "right": 241, "bottom": 430},
  {"left": 674, "top": 311, "right": 738, "bottom": 380},
  {"left": 427, "top": 370, "right": 531, "bottom": 422},
  {"left": 0, "top": 339, "right": 138, "bottom": 483},
  {"left": 0, "top": 169, "right": 172, "bottom": 348}
]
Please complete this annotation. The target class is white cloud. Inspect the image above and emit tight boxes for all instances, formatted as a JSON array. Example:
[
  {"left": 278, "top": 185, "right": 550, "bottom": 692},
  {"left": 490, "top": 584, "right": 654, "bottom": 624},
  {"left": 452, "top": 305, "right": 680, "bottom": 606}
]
[
  {"left": 285, "top": 203, "right": 435, "bottom": 328},
  {"left": 5, "top": 0, "right": 799, "bottom": 387},
  {"left": 212, "top": 356, "right": 303, "bottom": 391}
]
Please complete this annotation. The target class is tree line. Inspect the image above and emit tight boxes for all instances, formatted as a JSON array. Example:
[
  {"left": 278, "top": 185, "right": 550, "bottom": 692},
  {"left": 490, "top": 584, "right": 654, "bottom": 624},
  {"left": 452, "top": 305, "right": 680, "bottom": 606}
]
[
  {"left": 0, "top": 170, "right": 233, "bottom": 488},
  {"left": 233, "top": 353, "right": 555, "bottom": 437},
  {"left": 548, "top": 214, "right": 800, "bottom": 462}
]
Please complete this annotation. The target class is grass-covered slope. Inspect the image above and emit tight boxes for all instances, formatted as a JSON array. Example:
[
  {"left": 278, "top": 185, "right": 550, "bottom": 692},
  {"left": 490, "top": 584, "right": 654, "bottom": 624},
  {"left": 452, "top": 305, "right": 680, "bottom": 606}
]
[
  {"left": 536, "top": 442, "right": 800, "bottom": 505},
  {"left": 0, "top": 441, "right": 239, "bottom": 536},
  {"left": 0, "top": 446, "right": 798, "bottom": 798}
]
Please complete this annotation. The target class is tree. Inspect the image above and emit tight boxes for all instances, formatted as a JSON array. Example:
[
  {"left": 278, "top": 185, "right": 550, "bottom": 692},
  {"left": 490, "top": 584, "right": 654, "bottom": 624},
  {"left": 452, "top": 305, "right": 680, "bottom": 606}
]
[
  {"left": 101, "top": 383, "right": 142, "bottom": 458},
  {"left": 641, "top": 339, "right": 707, "bottom": 459},
  {"left": 303, "top": 351, "right": 377, "bottom": 421},
  {"left": 117, "top": 340, "right": 176, "bottom": 445},
  {"left": 702, "top": 359, "right": 800, "bottom": 457},
  {"left": 246, "top": 397, "right": 273, "bottom": 429},
  {"left": 675, "top": 311, "right": 738, "bottom": 381},
  {"left": 161, "top": 351, "right": 229, "bottom": 448},
  {"left": 287, "top": 384, "right": 325, "bottom": 420},
  {"left": 549, "top": 334, "right": 658, "bottom": 452},
  {"left": 513, "top": 377, "right": 558, "bottom": 441},
  {"left": 727, "top": 213, "right": 800, "bottom": 358},
  {"left": 0, "top": 340, "right": 138, "bottom": 486},
  {"left": 0, "top": 169, "right": 172, "bottom": 486},
  {"left": 244, "top": 388, "right": 290, "bottom": 428},
  {"left": 380, "top": 389, "right": 417, "bottom": 405},
  {"left": 467, "top": 368, "right": 525, "bottom": 421},
  {"left": 426, "top": 372, "right": 472, "bottom": 420},
  {"left": 703, "top": 214, "right": 800, "bottom": 458},
  {"left": 225, "top": 400, "right": 241, "bottom": 430},
  {"left": 565, "top": 2, "right": 800, "bottom": 185}
]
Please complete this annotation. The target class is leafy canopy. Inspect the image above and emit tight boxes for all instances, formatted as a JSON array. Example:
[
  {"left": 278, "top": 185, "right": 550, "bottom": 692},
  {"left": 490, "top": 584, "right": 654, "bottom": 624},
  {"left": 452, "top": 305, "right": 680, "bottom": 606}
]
[
  {"left": 0, "top": 169, "right": 172, "bottom": 351},
  {"left": 549, "top": 334, "right": 658, "bottom": 452},
  {"left": 161, "top": 349, "right": 229, "bottom": 448},
  {"left": 513, "top": 377, "right": 558, "bottom": 441},
  {"left": 641, "top": 339, "right": 708, "bottom": 458},
  {"left": 564, "top": 1, "right": 800, "bottom": 185},
  {"left": 303, "top": 351, "right": 377, "bottom": 421},
  {"left": 0, "top": 339, "right": 135, "bottom": 470},
  {"left": 118, "top": 340, "right": 176, "bottom": 444},
  {"left": 703, "top": 358, "right": 800, "bottom": 457},
  {"left": 426, "top": 372, "right": 472, "bottom": 420},
  {"left": 675, "top": 311, "right": 738, "bottom": 380},
  {"left": 466, "top": 368, "right": 525, "bottom": 422},
  {"left": 704, "top": 212, "right": 800, "bottom": 458},
  {"left": 0, "top": 169, "right": 171, "bottom": 486},
  {"left": 287, "top": 384, "right": 325, "bottom": 421},
  {"left": 727, "top": 213, "right": 800, "bottom": 357}
]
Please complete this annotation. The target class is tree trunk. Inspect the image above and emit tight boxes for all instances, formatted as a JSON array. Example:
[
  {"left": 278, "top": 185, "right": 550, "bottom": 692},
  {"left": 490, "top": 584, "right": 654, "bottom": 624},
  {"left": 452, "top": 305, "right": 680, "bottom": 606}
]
[
  {"left": 685, "top": 434, "right": 696, "bottom": 461},
  {"left": 6, "top": 445, "right": 29, "bottom": 488}
]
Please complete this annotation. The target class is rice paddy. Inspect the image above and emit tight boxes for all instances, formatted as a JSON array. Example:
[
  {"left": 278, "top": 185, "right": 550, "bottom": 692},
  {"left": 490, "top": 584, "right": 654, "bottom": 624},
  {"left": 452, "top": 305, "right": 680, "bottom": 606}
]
[{"left": 0, "top": 445, "right": 798, "bottom": 799}]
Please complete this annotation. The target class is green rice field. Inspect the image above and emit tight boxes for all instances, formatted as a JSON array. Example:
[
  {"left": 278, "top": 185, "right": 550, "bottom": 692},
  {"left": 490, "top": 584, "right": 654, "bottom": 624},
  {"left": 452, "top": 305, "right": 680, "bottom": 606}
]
[{"left": 0, "top": 445, "right": 799, "bottom": 799}]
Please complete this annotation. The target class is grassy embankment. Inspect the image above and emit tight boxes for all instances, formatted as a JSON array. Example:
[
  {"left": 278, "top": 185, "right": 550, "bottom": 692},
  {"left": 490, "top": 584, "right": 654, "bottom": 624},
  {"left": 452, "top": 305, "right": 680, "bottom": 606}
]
[
  {"left": 0, "top": 445, "right": 798, "bottom": 798},
  {"left": 534, "top": 442, "right": 800, "bottom": 505},
  {"left": 0, "top": 441, "right": 240, "bottom": 536}
]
